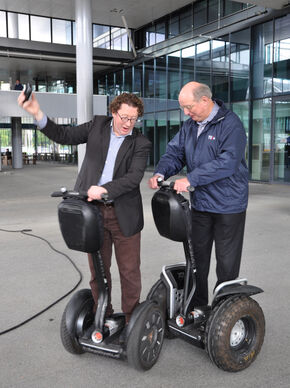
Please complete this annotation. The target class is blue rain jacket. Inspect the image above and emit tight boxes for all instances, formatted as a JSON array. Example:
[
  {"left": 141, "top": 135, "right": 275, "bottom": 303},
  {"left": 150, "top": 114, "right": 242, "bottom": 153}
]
[{"left": 155, "top": 99, "right": 249, "bottom": 214}]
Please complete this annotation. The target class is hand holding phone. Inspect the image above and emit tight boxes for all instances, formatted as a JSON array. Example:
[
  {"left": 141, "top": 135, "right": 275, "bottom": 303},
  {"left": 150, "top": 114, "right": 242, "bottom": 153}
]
[{"left": 23, "top": 83, "right": 32, "bottom": 102}]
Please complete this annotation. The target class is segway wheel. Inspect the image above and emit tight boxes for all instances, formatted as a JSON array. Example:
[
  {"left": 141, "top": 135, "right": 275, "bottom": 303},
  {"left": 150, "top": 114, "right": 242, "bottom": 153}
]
[
  {"left": 127, "top": 302, "right": 165, "bottom": 371},
  {"left": 60, "top": 289, "right": 94, "bottom": 354},
  {"left": 205, "top": 295, "right": 265, "bottom": 372}
]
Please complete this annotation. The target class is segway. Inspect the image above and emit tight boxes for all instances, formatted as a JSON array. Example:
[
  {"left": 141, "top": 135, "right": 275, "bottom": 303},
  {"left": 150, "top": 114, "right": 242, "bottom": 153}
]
[
  {"left": 51, "top": 188, "right": 164, "bottom": 371},
  {"left": 147, "top": 179, "right": 265, "bottom": 372}
]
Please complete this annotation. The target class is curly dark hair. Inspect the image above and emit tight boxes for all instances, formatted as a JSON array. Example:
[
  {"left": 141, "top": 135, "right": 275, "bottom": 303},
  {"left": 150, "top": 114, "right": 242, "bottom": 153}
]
[{"left": 109, "top": 93, "right": 144, "bottom": 117}]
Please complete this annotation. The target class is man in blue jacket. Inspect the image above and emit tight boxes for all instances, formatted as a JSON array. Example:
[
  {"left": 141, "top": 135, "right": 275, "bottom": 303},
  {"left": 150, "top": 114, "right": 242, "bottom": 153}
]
[{"left": 148, "top": 81, "right": 248, "bottom": 309}]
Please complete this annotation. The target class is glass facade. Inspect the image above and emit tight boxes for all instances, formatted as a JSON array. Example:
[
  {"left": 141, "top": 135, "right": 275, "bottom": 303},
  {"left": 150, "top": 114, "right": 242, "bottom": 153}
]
[{"left": 96, "top": 12, "right": 290, "bottom": 184}]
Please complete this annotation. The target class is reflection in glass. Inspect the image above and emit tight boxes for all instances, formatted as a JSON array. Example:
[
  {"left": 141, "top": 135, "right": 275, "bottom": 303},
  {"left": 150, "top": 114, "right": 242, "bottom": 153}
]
[
  {"left": 93, "top": 24, "right": 110, "bottom": 48},
  {"left": 274, "top": 100, "right": 290, "bottom": 182},
  {"left": 230, "top": 28, "right": 250, "bottom": 101},
  {"left": 168, "top": 110, "right": 180, "bottom": 140},
  {"left": 273, "top": 14, "right": 290, "bottom": 94},
  {"left": 52, "top": 19, "right": 72, "bottom": 45},
  {"left": 31, "top": 16, "right": 51, "bottom": 42},
  {"left": 181, "top": 46, "right": 195, "bottom": 85},
  {"left": 156, "top": 111, "right": 167, "bottom": 162},
  {"left": 196, "top": 41, "right": 210, "bottom": 85},
  {"left": 251, "top": 99, "right": 271, "bottom": 181},
  {"left": 115, "top": 70, "right": 123, "bottom": 95},
  {"left": 124, "top": 68, "right": 132, "bottom": 93},
  {"left": 212, "top": 36, "right": 229, "bottom": 102},
  {"left": 155, "top": 57, "right": 166, "bottom": 99},
  {"left": 144, "top": 113, "right": 155, "bottom": 166},
  {"left": 232, "top": 102, "right": 249, "bottom": 163},
  {"left": 18, "top": 14, "right": 29, "bottom": 40},
  {"left": 0, "top": 11, "right": 7, "bottom": 37},
  {"left": 133, "top": 65, "right": 143, "bottom": 96},
  {"left": 168, "top": 51, "right": 180, "bottom": 104},
  {"left": 111, "top": 28, "right": 128, "bottom": 51},
  {"left": 144, "top": 60, "right": 154, "bottom": 98},
  {"left": 252, "top": 21, "right": 273, "bottom": 99}
]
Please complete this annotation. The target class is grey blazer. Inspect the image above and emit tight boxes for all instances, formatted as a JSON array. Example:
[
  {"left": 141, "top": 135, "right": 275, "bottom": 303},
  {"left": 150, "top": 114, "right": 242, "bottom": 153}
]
[{"left": 41, "top": 116, "right": 151, "bottom": 237}]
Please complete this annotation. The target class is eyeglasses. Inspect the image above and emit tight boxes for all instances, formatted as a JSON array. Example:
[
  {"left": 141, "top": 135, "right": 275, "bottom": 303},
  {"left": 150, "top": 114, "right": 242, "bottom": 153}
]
[
  {"left": 117, "top": 112, "right": 139, "bottom": 124},
  {"left": 179, "top": 104, "right": 195, "bottom": 111}
]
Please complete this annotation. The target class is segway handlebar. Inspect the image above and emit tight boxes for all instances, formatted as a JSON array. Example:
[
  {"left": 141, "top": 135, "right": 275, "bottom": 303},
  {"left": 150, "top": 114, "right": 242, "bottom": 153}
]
[
  {"left": 157, "top": 177, "right": 195, "bottom": 192},
  {"left": 51, "top": 187, "right": 109, "bottom": 201}
]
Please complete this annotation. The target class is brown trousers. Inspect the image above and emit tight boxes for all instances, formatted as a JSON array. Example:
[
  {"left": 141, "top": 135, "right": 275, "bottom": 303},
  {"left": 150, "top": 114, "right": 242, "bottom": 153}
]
[{"left": 88, "top": 205, "right": 141, "bottom": 320}]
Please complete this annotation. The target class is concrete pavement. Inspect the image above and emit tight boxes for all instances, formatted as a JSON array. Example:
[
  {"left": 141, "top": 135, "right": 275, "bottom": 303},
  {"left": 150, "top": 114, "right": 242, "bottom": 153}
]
[{"left": 1, "top": 162, "right": 289, "bottom": 388}]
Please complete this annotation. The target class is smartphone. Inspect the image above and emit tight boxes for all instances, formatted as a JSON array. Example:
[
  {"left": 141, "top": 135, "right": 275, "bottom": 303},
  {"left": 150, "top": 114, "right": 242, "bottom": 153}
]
[{"left": 23, "top": 83, "right": 32, "bottom": 102}]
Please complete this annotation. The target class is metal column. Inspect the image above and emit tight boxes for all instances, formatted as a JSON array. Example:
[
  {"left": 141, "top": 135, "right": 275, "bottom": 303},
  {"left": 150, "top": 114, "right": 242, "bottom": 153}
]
[
  {"left": 11, "top": 118, "right": 23, "bottom": 169},
  {"left": 75, "top": 0, "right": 93, "bottom": 170}
]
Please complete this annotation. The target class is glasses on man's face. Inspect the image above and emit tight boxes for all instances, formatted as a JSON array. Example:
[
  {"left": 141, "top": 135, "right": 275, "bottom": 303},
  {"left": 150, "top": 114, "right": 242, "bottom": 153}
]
[
  {"left": 117, "top": 112, "right": 138, "bottom": 124},
  {"left": 179, "top": 104, "right": 195, "bottom": 111}
]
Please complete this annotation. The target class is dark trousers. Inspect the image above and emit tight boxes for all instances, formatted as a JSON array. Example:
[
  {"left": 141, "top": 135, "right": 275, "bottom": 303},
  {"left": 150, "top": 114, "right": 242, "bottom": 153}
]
[
  {"left": 88, "top": 205, "right": 141, "bottom": 321},
  {"left": 191, "top": 209, "right": 246, "bottom": 307}
]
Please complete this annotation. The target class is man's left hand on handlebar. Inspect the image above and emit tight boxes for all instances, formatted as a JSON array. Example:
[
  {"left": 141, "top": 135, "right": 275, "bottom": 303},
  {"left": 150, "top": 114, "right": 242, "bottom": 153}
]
[
  {"left": 173, "top": 178, "right": 191, "bottom": 194},
  {"left": 87, "top": 185, "right": 108, "bottom": 201}
]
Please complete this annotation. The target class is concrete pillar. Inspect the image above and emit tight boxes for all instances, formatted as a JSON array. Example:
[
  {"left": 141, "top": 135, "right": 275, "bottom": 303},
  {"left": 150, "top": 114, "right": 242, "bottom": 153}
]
[
  {"left": 75, "top": 0, "right": 93, "bottom": 171},
  {"left": 11, "top": 118, "right": 23, "bottom": 169}
]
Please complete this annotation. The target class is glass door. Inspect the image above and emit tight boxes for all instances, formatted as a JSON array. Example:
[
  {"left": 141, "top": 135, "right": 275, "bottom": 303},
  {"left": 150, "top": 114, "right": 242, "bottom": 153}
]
[{"left": 273, "top": 97, "right": 290, "bottom": 183}]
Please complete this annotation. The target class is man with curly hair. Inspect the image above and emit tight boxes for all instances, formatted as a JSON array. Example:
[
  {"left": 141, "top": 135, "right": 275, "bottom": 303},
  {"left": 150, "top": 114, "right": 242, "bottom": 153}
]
[{"left": 18, "top": 92, "right": 151, "bottom": 323}]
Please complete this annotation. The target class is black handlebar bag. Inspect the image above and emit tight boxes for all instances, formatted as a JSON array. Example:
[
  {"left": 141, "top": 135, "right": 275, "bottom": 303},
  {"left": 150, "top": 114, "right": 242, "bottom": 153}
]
[{"left": 57, "top": 198, "right": 103, "bottom": 253}]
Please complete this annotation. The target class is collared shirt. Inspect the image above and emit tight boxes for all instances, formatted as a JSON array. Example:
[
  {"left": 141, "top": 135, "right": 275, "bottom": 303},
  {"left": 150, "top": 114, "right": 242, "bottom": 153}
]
[
  {"left": 98, "top": 121, "right": 132, "bottom": 185},
  {"left": 34, "top": 115, "right": 132, "bottom": 186},
  {"left": 196, "top": 101, "right": 219, "bottom": 138}
]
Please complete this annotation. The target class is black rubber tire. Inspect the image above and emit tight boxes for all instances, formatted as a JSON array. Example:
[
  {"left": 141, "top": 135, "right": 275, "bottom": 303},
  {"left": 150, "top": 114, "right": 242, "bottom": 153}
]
[
  {"left": 205, "top": 295, "right": 265, "bottom": 372},
  {"left": 60, "top": 289, "right": 94, "bottom": 354},
  {"left": 127, "top": 302, "right": 165, "bottom": 371},
  {"left": 147, "top": 279, "right": 175, "bottom": 339}
]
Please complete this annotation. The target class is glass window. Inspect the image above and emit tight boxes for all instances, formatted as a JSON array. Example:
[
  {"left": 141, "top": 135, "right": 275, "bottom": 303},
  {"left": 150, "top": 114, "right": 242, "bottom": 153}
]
[
  {"left": 72, "top": 21, "right": 76, "bottom": 45},
  {"left": 181, "top": 46, "right": 195, "bottom": 85},
  {"left": 232, "top": 101, "right": 249, "bottom": 162},
  {"left": 208, "top": 0, "right": 219, "bottom": 23},
  {"left": 252, "top": 21, "right": 273, "bottom": 98},
  {"left": 97, "top": 76, "right": 107, "bottom": 95},
  {"left": 193, "top": 1, "right": 207, "bottom": 29},
  {"left": 111, "top": 27, "right": 128, "bottom": 51},
  {"left": 18, "top": 14, "right": 29, "bottom": 40},
  {"left": 196, "top": 41, "right": 211, "bottom": 85},
  {"left": 146, "top": 25, "right": 156, "bottom": 47},
  {"left": 52, "top": 19, "right": 72, "bottom": 45},
  {"left": 168, "top": 51, "right": 180, "bottom": 102},
  {"left": 169, "top": 15, "right": 179, "bottom": 39},
  {"left": 274, "top": 99, "right": 290, "bottom": 182},
  {"left": 0, "top": 11, "right": 7, "bottom": 37},
  {"left": 273, "top": 14, "right": 290, "bottom": 94},
  {"left": 133, "top": 64, "right": 143, "bottom": 96},
  {"left": 31, "top": 15, "right": 51, "bottom": 43},
  {"left": 93, "top": 24, "right": 110, "bottom": 49},
  {"left": 230, "top": 28, "right": 250, "bottom": 101},
  {"left": 7, "top": 13, "right": 29, "bottom": 39},
  {"left": 224, "top": 0, "right": 243, "bottom": 16},
  {"left": 144, "top": 60, "right": 154, "bottom": 98},
  {"left": 144, "top": 113, "right": 155, "bottom": 166},
  {"left": 179, "top": 7, "right": 192, "bottom": 34},
  {"left": 155, "top": 57, "right": 166, "bottom": 100},
  {"left": 107, "top": 73, "right": 115, "bottom": 96},
  {"left": 251, "top": 99, "right": 271, "bottom": 181},
  {"left": 156, "top": 22, "right": 166, "bottom": 44},
  {"left": 156, "top": 111, "right": 167, "bottom": 162},
  {"left": 168, "top": 110, "right": 180, "bottom": 140},
  {"left": 115, "top": 70, "right": 123, "bottom": 95},
  {"left": 124, "top": 68, "right": 132, "bottom": 93}
]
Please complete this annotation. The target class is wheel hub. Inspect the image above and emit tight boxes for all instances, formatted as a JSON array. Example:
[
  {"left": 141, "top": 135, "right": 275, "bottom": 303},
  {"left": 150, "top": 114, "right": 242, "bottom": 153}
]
[{"left": 230, "top": 319, "right": 246, "bottom": 347}]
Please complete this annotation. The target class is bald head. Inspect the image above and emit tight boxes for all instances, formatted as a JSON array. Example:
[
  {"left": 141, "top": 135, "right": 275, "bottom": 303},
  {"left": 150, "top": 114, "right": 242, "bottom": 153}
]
[
  {"left": 179, "top": 82, "right": 214, "bottom": 122},
  {"left": 179, "top": 82, "right": 212, "bottom": 101}
]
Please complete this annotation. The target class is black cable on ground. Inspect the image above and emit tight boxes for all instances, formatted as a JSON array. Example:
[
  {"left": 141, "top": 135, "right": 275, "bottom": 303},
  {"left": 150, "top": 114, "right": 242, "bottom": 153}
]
[{"left": 0, "top": 228, "right": 83, "bottom": 335}]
